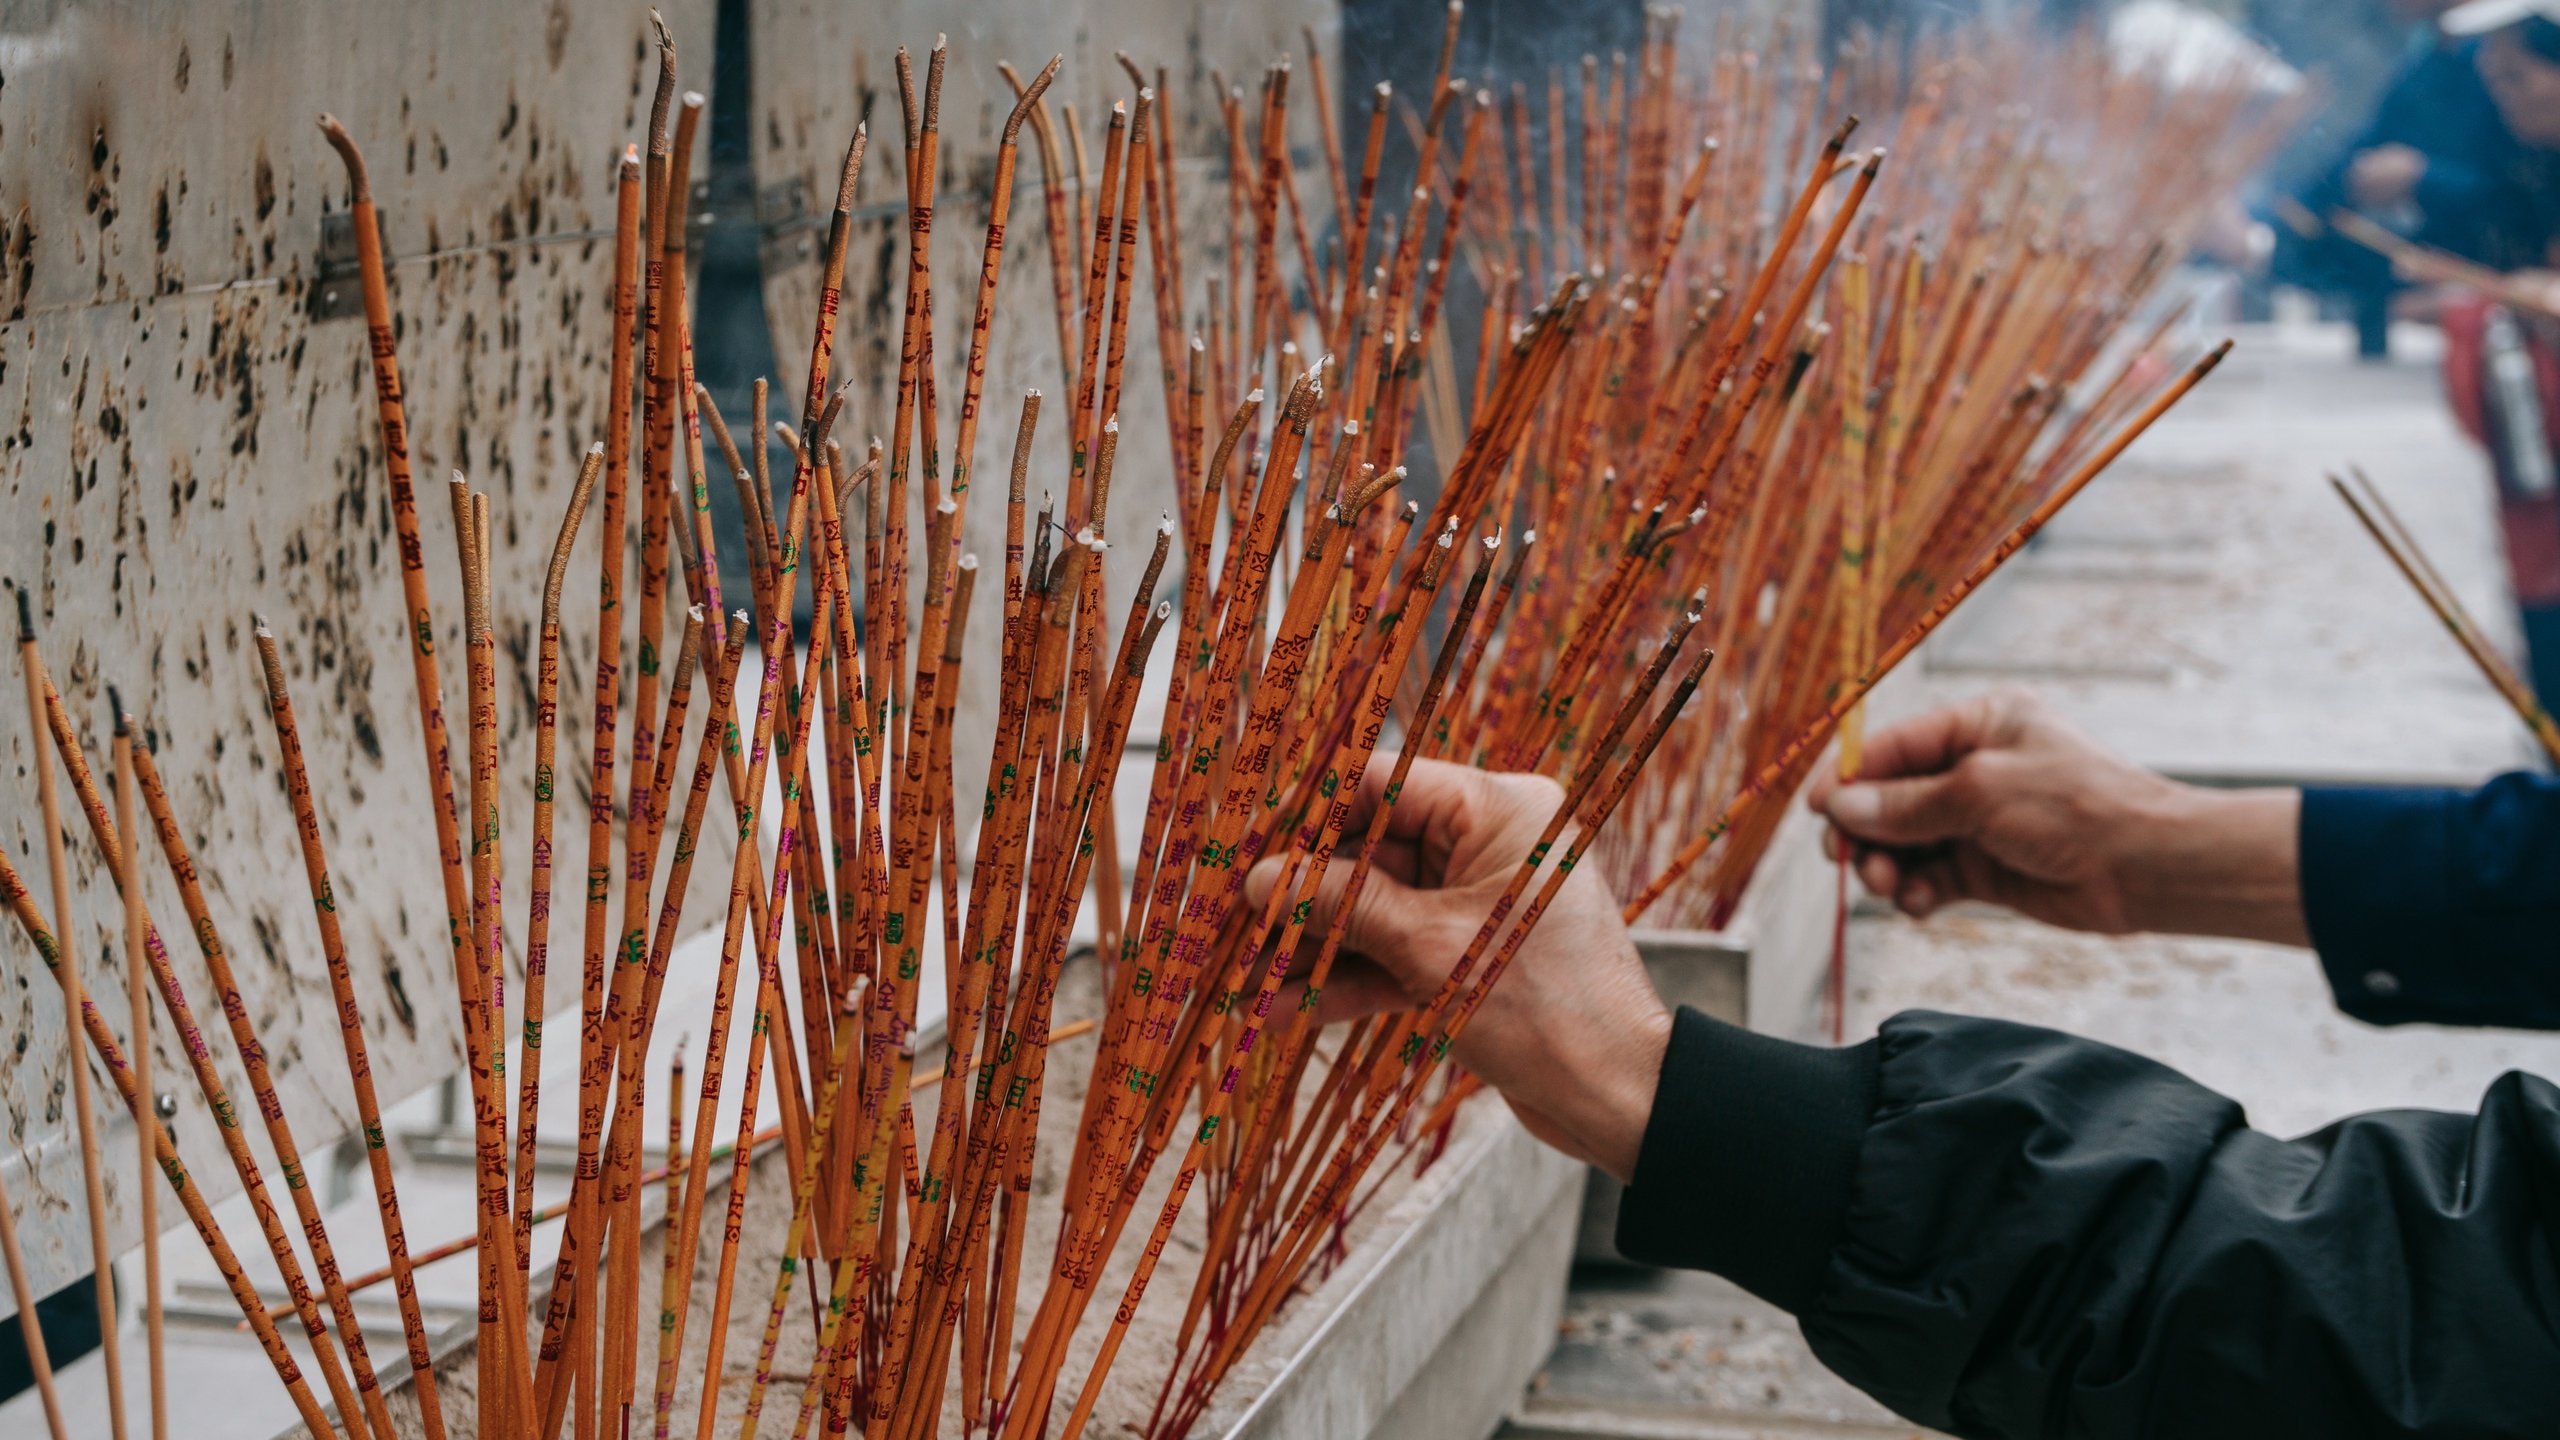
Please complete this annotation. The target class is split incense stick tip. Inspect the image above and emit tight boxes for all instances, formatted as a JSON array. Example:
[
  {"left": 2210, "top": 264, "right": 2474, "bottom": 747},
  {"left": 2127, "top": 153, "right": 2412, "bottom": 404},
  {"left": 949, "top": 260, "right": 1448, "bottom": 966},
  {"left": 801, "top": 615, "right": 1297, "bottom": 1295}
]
[{"left": 315, "top": 114, "right": 369, "bottom": 201}]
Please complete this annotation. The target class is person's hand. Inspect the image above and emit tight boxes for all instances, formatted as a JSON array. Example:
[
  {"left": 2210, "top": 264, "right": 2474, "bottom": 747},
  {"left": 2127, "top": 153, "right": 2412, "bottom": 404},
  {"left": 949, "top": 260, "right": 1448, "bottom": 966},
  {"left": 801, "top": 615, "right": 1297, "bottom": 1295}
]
[
  {"left": 2193, "top": 198, "right": 2273, "bottom": 275},
  {"left": 2348, "top": 143, "right": 2429, "bottom": 212},
  {"left": 1805, "top": 688, "right": 2307, "bottom": 946},
  {"left": 1243, "top": 757, "right": 1668, "bottom": 1181},
  {"left": 2502, "top": 267, "right": 2560, "bottom": 321}
]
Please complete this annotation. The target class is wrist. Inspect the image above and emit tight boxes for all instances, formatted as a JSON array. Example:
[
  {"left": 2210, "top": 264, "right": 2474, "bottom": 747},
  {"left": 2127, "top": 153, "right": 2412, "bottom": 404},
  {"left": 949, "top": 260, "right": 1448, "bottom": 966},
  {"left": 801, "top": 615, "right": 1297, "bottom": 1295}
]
[
  {"left": 1587, "top": 1002, "right": 1672, "bottom": 1183},
  {"left": 1519, "top": 979, "right": 1669, "bottom": 1184},
  {"left": 2115, "top": 783, "right": 2307, "bottom": 944}
]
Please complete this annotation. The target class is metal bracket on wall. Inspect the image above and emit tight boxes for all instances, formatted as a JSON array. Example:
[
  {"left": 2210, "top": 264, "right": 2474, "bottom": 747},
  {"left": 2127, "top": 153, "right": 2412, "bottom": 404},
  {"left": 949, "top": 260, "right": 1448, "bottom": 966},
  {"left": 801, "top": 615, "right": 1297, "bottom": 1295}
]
[
  {"left": 312, "top": 210, "right": 393, "bottom": 321},
  {"left": 312, "top": 185, "right": 716, "bottom": 322}
]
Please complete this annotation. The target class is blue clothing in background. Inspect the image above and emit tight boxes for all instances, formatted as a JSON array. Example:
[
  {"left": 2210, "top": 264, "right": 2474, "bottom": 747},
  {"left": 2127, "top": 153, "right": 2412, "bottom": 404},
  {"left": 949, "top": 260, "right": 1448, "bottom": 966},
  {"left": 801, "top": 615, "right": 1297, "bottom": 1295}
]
[
  {"left": 2272, "top": 35, "right": 2513, "bottom": 295},
  {"left": 2300, "top": 772, "right": 2560, "bottom": 1030}
]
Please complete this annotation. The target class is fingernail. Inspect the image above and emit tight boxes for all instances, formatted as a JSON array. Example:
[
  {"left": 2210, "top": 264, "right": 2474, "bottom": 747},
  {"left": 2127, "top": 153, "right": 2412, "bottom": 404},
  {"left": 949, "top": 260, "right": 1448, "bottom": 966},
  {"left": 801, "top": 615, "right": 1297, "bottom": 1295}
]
[{"left": 1827, "top": 785, "right": 1880, "bottom": 828}]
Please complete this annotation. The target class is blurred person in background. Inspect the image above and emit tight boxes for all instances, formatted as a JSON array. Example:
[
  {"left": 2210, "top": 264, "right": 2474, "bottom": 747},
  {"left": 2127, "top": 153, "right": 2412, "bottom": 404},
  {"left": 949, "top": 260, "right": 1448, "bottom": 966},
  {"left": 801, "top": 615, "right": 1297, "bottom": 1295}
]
[
  {"left": 2229, "top": 0, "right": 2511, "bottom": 355},
  {"left": 2428, "top": 1, "right": 2560, "bottom": 712}
]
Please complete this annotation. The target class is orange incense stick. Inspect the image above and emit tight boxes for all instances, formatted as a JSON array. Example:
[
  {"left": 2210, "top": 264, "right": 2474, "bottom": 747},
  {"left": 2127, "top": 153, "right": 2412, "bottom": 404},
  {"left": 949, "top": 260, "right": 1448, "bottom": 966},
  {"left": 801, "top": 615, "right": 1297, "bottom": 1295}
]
[
  {"left": 0, "top": 849, "right": 326, "bottom": 1439},
  {"left": 13, "top": 597, "right": 127, "bottom": 1440},
  {"left": 0, "top": 1107, "right": 65, "bottom": 1440},
  {"left": 108, "top": 710, "right": 171, "bottom": 1440},
  {"left": 255, "top": 622, "right": 452, "bottom": 1438},
  {"left": 128, "top": 731, "right": 403, "bottom": 1440}
]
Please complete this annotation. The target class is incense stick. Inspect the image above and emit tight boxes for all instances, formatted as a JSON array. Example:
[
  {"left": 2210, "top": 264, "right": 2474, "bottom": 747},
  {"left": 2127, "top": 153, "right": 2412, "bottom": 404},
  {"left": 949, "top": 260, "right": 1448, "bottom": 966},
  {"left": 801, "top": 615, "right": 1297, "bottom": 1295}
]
[
  {"left": 2335, "top": 470, "right": 2560, "bottom": 765},
  {"left": 13, "top": 593, "right": 126, "bottom": 1440},
  {"left": 255, "top": 621, "right": 451, "bottom": 1436},
  {"left": 109, "top": 703, "right": 169, "bottom": 1440}
]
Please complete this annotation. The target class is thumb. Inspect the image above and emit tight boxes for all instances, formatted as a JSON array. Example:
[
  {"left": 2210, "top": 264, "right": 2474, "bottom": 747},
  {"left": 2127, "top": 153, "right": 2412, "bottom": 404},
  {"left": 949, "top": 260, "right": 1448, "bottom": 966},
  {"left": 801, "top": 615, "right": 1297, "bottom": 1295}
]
[{"left": 1820, "top": 768, "right": 1987, "bottom": 847}]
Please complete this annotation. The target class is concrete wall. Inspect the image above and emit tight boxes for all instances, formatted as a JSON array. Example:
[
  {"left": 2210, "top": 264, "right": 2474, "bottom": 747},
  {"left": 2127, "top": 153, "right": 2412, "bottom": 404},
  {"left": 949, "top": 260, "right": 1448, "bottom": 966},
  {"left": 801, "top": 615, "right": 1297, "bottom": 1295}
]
[
  {"left": 0, "top": 0, "right": 1329, "bottom": 1310},
  {"left": 0, "top": 0, "right": 731, "bottom": 1308}
]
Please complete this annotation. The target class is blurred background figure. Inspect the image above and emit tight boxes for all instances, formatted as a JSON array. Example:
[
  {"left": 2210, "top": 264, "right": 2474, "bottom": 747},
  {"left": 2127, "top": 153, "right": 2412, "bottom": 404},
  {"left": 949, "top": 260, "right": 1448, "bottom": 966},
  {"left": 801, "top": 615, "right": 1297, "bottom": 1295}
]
[
  {"left": 2429, "top": 2, "right": 2560, "bottom": 710},
  {"left": 2166, "top": 0, "right": 2560, "bottom": 707},
  {"left": 2251, "top": 1, "right": 2506, "bottom": 357}
]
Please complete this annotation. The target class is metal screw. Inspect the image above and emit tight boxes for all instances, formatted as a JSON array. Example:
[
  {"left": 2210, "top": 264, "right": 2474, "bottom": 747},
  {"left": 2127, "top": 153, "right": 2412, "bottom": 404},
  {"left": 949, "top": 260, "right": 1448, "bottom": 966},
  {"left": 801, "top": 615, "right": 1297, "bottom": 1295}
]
[{"left": 154, "top": 1090, "right": 179, "bottom": 1121}]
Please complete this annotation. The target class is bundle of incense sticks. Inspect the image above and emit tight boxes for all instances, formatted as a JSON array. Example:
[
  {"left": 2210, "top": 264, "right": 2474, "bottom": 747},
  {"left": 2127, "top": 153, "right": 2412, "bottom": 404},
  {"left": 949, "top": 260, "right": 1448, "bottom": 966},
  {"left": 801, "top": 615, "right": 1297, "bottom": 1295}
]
[
  {"left": 2333, "top": 468, "right": 2560, "bottom": 766},
  {"left": 0, "top": 9, "right": 2261, "bottom": 1439}
]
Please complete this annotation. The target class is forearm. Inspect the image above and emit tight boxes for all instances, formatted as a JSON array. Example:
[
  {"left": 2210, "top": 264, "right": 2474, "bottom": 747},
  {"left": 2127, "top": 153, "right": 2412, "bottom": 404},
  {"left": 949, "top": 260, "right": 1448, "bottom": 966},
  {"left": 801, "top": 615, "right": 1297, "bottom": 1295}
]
[
  {"left": 1617, "top": 1009, "right": 2560, "bottom": 1438},
  {"left": 2114, "top": 784, "right": 2307, "bottom": 946}
]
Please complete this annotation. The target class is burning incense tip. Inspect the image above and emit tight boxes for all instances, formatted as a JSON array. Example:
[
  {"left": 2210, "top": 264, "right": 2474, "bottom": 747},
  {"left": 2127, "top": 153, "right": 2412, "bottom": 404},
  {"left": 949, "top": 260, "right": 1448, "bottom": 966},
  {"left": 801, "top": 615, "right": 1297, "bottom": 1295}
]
[
  {"left": 586, "top": 441, "right": 604, "bottom": 455},
  {"left": 1521, "top": 528, "right": 1538, "bottom": 545},
  {"left": 1247, "top": 389, "right": 1266, "bottom": 403},
  {"left": 107, "top": 686, "right": 129, "bottom": 734},
  {"left": 1158, "top": 513, "right": 1176, "bottom": 537},
  {"left": 13, "top": 585, "right": 30, "bottom": 642},
  {"left": 683, "top": 90, "right": 705, "bottom": 108},
  {"left": 1104, "top": 418, "right": 1119, "bottom": 434},
  {"left": 730, "top": 609, "right": 749, "bottom": 627},
  {"left": 687, "top": 604, "right": 705, "bottom": 622},
  {"left": 958, "top": 554, "right": 981, "bottom": 572},
  {"left": 1482, "top": 529, "right": 1503, "bottom": 552}
]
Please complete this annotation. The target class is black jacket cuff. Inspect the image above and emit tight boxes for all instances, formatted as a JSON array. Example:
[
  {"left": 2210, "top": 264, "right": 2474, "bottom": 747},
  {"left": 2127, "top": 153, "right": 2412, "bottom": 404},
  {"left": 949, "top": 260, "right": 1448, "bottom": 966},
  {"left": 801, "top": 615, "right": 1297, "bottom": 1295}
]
[{"left": 1614, "top": 1006, "right": 1879, "bottom": 1313}]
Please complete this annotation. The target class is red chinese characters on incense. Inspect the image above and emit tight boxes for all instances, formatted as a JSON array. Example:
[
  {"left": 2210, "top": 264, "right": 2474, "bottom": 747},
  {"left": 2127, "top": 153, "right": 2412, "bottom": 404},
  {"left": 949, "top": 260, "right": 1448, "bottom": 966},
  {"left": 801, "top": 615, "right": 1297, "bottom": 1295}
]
[{"left": 0, "top": 9, "right": 2282, "bottom": 1440}]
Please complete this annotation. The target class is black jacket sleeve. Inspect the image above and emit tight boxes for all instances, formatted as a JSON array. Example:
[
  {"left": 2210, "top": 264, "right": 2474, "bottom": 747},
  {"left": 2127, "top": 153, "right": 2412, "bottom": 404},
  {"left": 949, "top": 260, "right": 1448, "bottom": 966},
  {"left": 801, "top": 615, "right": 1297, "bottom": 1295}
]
[
  {"left": 2300, "top": 774, "right": 2560, "bottom": 1030},
  {"left": 1617, "top": 1006, "right": 2560, "bottom": 1439}
]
